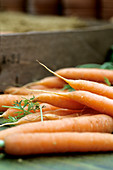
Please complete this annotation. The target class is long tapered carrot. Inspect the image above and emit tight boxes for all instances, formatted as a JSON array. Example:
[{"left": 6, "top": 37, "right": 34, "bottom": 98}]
[
  {"left": 49, "top": 90, "right": 113, "bottom": 117},
  {"left": 35, "top": 61, "right": 113, "bottom": 115},
  {"left": 0, "top": 103, "right": 60, "bottom": 118},
  {"left": 56, "top": 67, "right": 113, "bottom": 84},
  {"left": 0, "top": 112, "right": 87, "bottom": 126},
  {"left": 2, "top": 132, "right": 113, "bottom": 155},
  {"left": 24, "top": 76, "right": 66, "bottom": 89},
  {"left": 1, "top": 108, "right": 96, "bottom": 126},
  {"left": 4, "top": 85, "right": 64, "bottom": 95},
  {"left": 0, "top": 114, "right": 113, "bottom": 140},
  {"left": 32, "top": 92, "right": 84, "bottom": 110},
  {"left": 36, "top": 61, "right": 113, "bottom": 97},
  {"left": 4, "top": 87, "right": 36, "bottom": 95}
]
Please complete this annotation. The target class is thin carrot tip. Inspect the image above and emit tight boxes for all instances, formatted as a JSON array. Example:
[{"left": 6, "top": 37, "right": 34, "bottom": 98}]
[
  {"left": 0, "top": 140, "right": 5, "bottom": 148},
  {"left": 36, "top": 60, "right": 67, "bottom": 83}
]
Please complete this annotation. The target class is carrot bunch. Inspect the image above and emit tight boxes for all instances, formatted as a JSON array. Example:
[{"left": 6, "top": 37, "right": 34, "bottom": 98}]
[{"left": 1, "top": 61, "right": 113, "bottom": 156}]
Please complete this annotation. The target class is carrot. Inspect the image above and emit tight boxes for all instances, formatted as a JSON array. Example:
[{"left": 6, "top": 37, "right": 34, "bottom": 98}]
[
  {"left": 4, "top": 85, "right": 64, "bottom": 95},
  {"left": 0, "top": 114, "right": 113, "bottom": 140},
  {"left": 0, "top": 94, "right": 30, "bottom": 112},
  {"left": 1, "top": 108, "right": 95, "bottom": 126},
  {"left": 2, "top": 132, "right": 113, "bottom": 155},
  {"left": 67, "top": 79, "right": 113, "bottom": 99},
  {"left": 24, "top": 76, "right": 66, "bottom": 88},
  {"left": 51, "top": 90, "right": 113, "bottom": 117},
  {"left": 56, "top": 67, "right": 113, "bottom": 84},
  {"left": 0, "top": 112, "right": 87, "bottom": 126},
  {"left": 35, "top": 62, "right": 113, "bottom": 113},
  {"left": 0, "top": 103, "right": 60, "bottom": 118},
  {"left": 32, "top": 92, "right": 84, "bottom": 110},
  {"left": 4, "top": 87, "right": 36, "bottom": 95},
  {"left": 41, "top": 107, "right": 98, "bottom": 116},
  {"left": 37, "top": 61, "right": 113, "bottom": 96}
]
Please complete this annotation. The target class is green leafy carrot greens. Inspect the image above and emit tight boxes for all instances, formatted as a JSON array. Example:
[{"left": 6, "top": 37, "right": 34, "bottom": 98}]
[
  {"left": 104, "top": 77, "right": 111, "bottom": 86},
  {"left": 62, "top": 84, "right": 75, "bottom": 92},
  {"left": 2, "top": 96, "right": 44, "bottom": 124}
]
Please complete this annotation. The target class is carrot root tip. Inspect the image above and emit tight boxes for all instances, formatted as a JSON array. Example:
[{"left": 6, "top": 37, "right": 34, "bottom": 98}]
[{"left": 0, "top": 122, "right": 15, "bottom": 127}]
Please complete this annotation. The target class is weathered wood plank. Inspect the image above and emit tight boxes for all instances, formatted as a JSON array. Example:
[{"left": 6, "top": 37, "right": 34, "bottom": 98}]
[{"left": 0, "top": 25, "right": 113, "bottom": 91}]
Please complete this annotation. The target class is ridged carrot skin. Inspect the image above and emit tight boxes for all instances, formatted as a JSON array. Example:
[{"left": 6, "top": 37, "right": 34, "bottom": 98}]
[
  {"left": 0, "top": 114, "right": 113, "bottom": 140},
  {"left": 65, "top": 79, "right": 113, "bottom": 99},
  {"left": 4, "top": 132, "right": 113, "bottom": 155},
  {"left": 33, "top": 93, "right": 84, "bottom": 110},
  {"left": 56, "top": 68, "right": 113, "bottom": 83}
]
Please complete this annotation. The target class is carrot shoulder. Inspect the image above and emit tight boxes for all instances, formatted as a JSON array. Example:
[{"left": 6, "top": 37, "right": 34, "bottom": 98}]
[
  {"left": 3, "top": 132, "right": 113, "bottom": 155},
  {"left": 0, "top": 114, "right": 113, "bottom": 140}
]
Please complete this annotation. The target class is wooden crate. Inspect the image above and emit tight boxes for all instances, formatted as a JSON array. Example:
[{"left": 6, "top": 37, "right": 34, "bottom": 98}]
[{"left": 0, "top": 25, "right": 113, "bottom": 92}]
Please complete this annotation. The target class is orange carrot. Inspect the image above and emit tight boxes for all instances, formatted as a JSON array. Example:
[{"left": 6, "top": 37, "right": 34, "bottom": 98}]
[
  {"left": 67, "top": 79, "right": 113, "bottom": 99},
  {"left": 0, "top": 114, "right": 113, "bottom": 140},
  {"left": 51, "top": 90, "right": 113, "bottom": 117},
  {"left": 2, "top": 132, "right": 113, "bottom": 155},
  {"left": 1, "top": 108, "right": 96, "bottom": 126},
  {"left": 41, "top": 107, "right": 98, "bottom": 116},
  {"left": 35, "top": 62, "right": 113, "bottom": 115},
  {"left": 24, "top": 76, "right": 66, "bottom": 88},
  {"left": 33, "top": 92, "right": 84, "bottom": 110},
  {"left": 4, "top": 85, "right": 64, "bottom": 95},
  {"left": 0, "top": 112, "right": 86, "bottom": 126},
  {"left": 36, "top": 61, "right": 113, "bottom": 96},
  {"left": 56, "top": 67, "right": 113, "bottom": 84},
  {"left": 4, "top": 87, "right": 36, "bottom": 95},
  {"left": 0, "top": 108, "right": 99, "bottom": 125},
  {"left": 0, "top": 103, "right": 59, "bottom": 118}
]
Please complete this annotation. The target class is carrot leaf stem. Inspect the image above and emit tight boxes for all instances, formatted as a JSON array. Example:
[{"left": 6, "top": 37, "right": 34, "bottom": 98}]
[
  {"left": 0, "top": 140, "right": 5, "bottom": 148},
  {"left": 40, "top": 105, "right": 43, "bottom": 121},
  {"left": 104, "top": 77, "right": 111, "bottom": 86},
  {"left": 62, "top": 84, "right": 75, "bottom": 92}
]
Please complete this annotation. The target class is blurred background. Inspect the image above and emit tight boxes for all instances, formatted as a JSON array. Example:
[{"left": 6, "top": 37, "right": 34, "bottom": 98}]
[
  {"left": 0, "top": 0, "right": 113, "bottom": 19},
  {"left": 0, "top": 0, "right": 113, "bottom": 91},
  {"left": 0, "top": 0, "right": 113, "bottom": 33}
]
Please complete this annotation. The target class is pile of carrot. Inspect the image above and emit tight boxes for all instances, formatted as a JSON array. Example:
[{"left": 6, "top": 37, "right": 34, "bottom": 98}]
[{"left": 1, "top": 61, "right": 113, "bottom": 156}]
